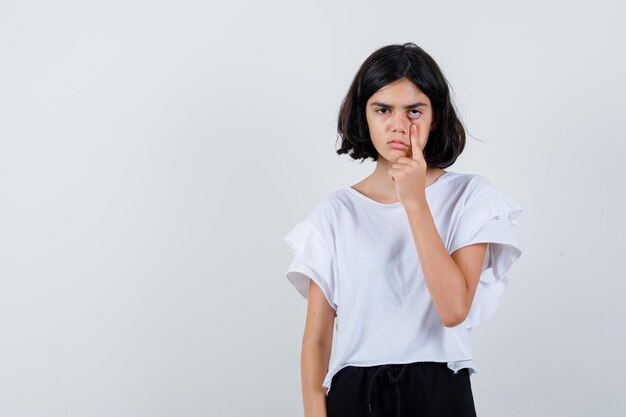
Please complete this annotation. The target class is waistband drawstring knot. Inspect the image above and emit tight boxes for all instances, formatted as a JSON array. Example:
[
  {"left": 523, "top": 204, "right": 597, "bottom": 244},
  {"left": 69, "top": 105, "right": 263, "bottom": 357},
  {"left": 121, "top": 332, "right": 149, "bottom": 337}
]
[{"left": 366, "top": 363, "right": 410, "bottom": 417}]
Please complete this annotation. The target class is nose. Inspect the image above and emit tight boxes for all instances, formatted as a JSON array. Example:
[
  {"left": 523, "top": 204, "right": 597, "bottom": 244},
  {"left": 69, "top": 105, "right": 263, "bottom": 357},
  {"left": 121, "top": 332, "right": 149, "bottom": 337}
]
[{"left": 392, "top": 112, "right": 410, "bottom": 135}]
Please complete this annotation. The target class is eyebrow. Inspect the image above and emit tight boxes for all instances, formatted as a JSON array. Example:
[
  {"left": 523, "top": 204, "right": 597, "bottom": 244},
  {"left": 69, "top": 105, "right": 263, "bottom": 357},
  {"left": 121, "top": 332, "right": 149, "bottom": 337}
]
[{"left": 369, "top": 101, "right": 428, "bottom": 108}]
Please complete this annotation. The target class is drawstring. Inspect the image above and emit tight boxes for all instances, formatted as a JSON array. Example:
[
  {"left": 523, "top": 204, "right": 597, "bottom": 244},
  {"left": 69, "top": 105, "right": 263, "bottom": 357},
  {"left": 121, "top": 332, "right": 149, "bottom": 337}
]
[{"left": 366, "top": 363, "right": 410, "bottom": 417}]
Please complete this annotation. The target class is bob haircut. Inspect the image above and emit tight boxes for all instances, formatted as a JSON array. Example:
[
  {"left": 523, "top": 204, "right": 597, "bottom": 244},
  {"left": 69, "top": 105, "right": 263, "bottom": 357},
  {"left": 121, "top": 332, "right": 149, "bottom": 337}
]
[{"left": 336, "top": 42, "right": 466, "bottom": 167}]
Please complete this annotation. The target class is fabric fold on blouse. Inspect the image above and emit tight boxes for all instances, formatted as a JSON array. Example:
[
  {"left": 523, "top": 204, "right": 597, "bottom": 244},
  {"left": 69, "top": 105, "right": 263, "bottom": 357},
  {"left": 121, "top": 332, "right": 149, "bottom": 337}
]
[
  {"left": 282, "top": 220, "right": 338, "bottom": 311},
  {"left": 449, "top": 184, "right": 524, "bottom": 329}
]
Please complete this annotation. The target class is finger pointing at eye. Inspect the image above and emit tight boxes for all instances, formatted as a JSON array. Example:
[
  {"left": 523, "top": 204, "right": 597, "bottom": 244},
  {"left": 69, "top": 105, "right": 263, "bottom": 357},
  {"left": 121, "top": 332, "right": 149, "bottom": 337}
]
[{"left": 409, "top": 125, "right": 420, "bottom": 158}]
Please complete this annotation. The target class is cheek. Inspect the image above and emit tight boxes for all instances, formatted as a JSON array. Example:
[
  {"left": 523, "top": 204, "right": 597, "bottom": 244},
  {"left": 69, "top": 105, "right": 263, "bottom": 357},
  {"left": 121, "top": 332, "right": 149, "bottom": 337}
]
[
  {"left": 413, "top": 115, "right": 432, "bottom": 129},
  {"left": 365, "top": 116, "right": 382, "bottom": 135}
]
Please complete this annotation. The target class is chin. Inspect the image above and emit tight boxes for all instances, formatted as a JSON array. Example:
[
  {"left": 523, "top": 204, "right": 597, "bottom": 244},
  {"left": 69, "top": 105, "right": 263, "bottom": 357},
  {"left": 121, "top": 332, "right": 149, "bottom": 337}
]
[{"left": 382, "top": 152, "right": 404, "bottom": 163}]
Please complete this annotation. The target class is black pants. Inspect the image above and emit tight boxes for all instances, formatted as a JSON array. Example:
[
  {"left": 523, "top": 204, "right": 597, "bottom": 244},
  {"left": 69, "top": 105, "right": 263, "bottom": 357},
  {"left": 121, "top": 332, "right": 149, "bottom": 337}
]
[{"left": 326, "top": 361, "right": 477, "bottom": 417}]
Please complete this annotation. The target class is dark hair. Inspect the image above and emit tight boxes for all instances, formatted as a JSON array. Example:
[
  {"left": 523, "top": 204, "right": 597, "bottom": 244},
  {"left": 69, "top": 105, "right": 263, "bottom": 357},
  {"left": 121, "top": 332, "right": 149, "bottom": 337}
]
[{"left": 336, "top": 42, "right": 466, "bottom": 167}]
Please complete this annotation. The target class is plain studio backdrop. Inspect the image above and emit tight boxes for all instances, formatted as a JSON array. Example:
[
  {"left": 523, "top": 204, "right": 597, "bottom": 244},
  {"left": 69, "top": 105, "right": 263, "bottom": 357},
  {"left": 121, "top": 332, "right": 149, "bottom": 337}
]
[{"left": 1, "top": 0, "right": 624, "bottom": 416}]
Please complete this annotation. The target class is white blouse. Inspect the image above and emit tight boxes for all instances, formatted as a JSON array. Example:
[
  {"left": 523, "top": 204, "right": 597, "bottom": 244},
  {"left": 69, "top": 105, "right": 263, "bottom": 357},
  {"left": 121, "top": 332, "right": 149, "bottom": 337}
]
[{"left": 281, "top": 170, "right": 524, "bottom": 396}]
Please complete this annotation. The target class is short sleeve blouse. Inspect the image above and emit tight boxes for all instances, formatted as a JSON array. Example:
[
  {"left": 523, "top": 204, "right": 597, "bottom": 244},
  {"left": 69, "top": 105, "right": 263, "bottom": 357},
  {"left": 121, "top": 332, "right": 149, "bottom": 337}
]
[{"left": 280, "top": 171, "right": 523, "bottom": 394}]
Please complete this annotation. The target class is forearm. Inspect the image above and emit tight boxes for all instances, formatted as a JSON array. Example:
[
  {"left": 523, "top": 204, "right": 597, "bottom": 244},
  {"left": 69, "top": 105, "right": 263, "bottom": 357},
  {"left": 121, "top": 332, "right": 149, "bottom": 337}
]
[
  {"left": 301, "top": 340, "right": 331, "bottom": 417},
  {"left": 405, "top": 200, "right": 467, "bottom": 327}
]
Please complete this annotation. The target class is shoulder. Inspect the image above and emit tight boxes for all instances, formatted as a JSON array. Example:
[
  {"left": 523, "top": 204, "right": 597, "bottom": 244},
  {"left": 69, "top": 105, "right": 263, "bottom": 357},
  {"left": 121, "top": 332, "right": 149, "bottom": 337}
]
[
  {"left": 300, "top": 188, "right": 350, "bottom": 245},
  {"left": 447, "top": 172, "right": 493, "bottom": 193},
  {"left": 440, "top": 172, "right": 495, "bottom": 205},
  {"left": 449, "top": 172, "right": 523, "bottom": 218},
  {"left": 304, "top": 189, "right": 347, "bottom": 223}
]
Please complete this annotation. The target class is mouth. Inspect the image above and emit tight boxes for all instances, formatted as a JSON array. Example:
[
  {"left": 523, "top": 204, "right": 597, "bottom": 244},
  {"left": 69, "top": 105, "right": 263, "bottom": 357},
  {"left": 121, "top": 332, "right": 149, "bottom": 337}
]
[{"left": 388, "top": 140, "right": 408, "bottom": 149}]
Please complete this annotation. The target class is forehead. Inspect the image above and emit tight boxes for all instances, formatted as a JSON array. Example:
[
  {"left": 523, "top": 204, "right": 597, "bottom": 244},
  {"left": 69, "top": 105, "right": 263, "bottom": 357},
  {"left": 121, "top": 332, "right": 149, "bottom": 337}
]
[{"left": 367, "top": 78, "right": 430, "bottom": 103}]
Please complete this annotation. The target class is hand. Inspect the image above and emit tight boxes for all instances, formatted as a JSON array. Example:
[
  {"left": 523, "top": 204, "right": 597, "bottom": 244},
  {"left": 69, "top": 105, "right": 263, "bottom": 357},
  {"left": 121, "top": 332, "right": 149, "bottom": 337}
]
[{"left": 387, "top": 124, "right": 428, "bottom": 209}]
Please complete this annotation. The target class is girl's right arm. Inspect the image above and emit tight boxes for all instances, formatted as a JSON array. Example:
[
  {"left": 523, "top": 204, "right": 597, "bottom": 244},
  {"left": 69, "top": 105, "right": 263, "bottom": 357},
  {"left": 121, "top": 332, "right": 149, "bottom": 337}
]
[{"left": 301, "top": 280, "right": 336, "bottom": 417}]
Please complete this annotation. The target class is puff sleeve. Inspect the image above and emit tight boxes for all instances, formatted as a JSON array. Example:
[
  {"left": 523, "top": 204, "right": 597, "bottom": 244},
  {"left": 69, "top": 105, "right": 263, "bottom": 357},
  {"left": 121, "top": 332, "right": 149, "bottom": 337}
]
[
  {"left": 281, "top": 220, "right": 338, "bottom": 311},
  {"left": 449, "top": 182, "right": 524, "bottom": 329}
]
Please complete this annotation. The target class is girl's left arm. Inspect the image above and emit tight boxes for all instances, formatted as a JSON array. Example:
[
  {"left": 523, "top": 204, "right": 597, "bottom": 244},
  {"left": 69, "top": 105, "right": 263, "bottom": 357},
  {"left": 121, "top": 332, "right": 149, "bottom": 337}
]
[{"left": 405, "top": 200, "right": 487, "bottom": 327}]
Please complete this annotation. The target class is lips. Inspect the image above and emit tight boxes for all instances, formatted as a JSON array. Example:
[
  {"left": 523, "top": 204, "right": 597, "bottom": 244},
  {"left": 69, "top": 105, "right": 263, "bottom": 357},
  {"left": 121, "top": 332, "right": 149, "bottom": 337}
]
[
  {"left": 389, "top": 142, "right": 409, "bottom": 150},
  {"left": 388, "top": 140, "right": 408, "bottom": 149}
]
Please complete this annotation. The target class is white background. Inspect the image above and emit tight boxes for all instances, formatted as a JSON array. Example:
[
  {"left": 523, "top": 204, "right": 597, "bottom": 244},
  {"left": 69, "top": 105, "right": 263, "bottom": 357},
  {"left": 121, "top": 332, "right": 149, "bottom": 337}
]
[{"left": 1, "top": 0, "right": 625, "bottom": 416}]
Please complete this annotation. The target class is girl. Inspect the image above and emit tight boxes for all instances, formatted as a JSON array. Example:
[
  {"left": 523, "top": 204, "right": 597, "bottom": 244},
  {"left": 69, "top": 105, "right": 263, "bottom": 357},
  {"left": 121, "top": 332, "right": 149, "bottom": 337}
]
[{"left": 282, "top": 42, "right": 523, "bottom": 417}]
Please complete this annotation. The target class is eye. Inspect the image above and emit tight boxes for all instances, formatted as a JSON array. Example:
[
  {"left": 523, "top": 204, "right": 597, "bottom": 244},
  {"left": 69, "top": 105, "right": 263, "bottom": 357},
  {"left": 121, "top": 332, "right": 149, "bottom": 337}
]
[
  {"left": 375, "top": 108, "right": 390, "bottom": 115},
  {"left": 408, "top": 109, "right": 422, "bottom": 119}
]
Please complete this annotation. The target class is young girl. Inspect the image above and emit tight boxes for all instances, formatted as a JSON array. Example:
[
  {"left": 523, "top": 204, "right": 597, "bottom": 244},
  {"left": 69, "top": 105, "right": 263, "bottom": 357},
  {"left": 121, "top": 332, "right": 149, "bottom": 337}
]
[{"left": 282, "top": 42, "right": 523, "bottom": 417}]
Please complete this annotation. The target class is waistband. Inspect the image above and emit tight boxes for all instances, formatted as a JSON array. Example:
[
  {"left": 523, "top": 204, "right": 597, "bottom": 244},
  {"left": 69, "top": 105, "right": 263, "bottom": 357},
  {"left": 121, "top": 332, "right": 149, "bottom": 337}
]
[
  {"left": 351, "top": 360, "right": 448, "bottom": 374},
  {"left": 361, "top": 361, "right": 448, "bottom": 417}
]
